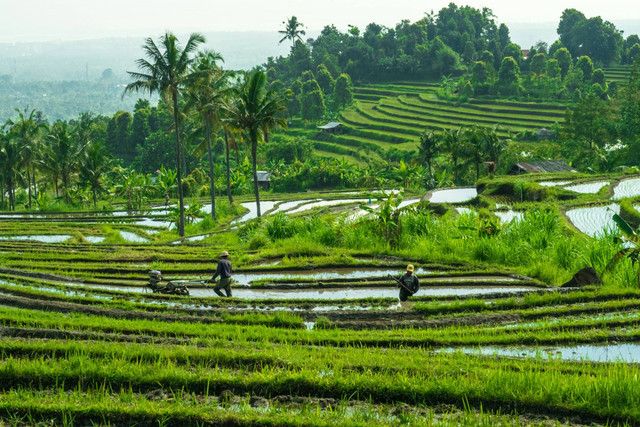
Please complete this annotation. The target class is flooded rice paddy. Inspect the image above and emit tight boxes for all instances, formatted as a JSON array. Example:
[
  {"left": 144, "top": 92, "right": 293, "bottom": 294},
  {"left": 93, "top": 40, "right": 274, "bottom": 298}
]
[
  {"left": 75, "top": 283, "right": 540, "bottom": 299},
  {"left": 612, "top": 177, "right": 640, "bottom": 200},
  {"left": 428, "top": 187, "right": 477, "bottom": 204},
  {"left": 564, "top": 181, "right": 609, "bottom": 194},
  {"left": 448, "top": 343, "right": 640, "bottom": 363},
  {"left": 565, "top": 203, "right": 619, "bottom": 237},
  {"left": 538, "top": 181, "right": 572, "bottom": 187},
  {"left": 0, "top": 235, "right": 73, "bottom": 243}
]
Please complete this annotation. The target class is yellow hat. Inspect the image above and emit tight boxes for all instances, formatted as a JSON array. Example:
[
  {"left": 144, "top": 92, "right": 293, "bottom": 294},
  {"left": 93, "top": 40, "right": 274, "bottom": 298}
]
[
  {"left": 406, "top": 264, "right": 414, "bottom": 272},
  {"left": 220, "top": 250, "right": 229, "bottom": 257}
]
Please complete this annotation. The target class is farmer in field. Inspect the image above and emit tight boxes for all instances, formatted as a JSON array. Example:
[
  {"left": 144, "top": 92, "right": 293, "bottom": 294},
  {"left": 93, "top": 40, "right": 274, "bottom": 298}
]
[
  {"left": 396, "top": 264, "right": 419, "bottom": 301},
  {"left": 208, "top": 250, "right": 233, "bottom": 297}
]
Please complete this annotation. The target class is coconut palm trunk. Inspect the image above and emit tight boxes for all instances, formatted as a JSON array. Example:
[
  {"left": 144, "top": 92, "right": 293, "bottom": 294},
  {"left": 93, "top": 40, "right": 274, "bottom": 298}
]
[
  {"left": 224, "top": 129, "right": 233, "bottom": 203},
  {"left": 250, "top": 129, "right": 261, "bottom": 217},
  {"left": 172, "top": 95, "right": 186, "bottom": 236},
  {"left": 205, "top": 119, "right": 217, "bottom": 221}
]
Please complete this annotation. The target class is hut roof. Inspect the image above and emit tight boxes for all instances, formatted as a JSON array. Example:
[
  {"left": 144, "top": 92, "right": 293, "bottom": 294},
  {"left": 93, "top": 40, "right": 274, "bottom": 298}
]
[{"left": 317, "top": 122, "right": 342, "bottom": 130}]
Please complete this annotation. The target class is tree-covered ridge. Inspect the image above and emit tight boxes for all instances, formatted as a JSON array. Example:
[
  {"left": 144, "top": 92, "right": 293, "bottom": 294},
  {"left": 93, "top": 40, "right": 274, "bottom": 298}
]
[{"left": 267, "top": 4, "right": 637, "bottom": 87}]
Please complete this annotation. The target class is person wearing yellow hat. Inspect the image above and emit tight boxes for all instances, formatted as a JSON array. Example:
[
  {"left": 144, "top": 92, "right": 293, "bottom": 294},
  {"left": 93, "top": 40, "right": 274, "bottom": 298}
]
[
  {"left": 396, "top": 264, "right": 419, "bottom": 301},
  {"left": 208, "top": 250, "right": 233, "bottom": 297}
]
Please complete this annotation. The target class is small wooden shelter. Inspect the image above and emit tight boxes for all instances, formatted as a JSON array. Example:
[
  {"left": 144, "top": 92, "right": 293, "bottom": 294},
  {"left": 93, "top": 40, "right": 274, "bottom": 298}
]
[{"left": 317, "top": 122, "right": 343, "bottom": 134}]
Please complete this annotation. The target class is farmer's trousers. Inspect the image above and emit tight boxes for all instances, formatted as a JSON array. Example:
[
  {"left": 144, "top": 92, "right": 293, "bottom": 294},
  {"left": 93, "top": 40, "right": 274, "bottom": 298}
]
[{"left": 214, "top": 277, "right": 232, "bottom": 297}]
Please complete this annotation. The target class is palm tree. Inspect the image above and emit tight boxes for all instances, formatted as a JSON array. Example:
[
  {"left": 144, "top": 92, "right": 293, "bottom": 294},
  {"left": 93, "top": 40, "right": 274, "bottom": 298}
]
[
  {"left": 462, "top": 127, "right": 486, "bottom": 181},
  {"left": 418, "top": 130, "right": 441, "bottom": 184},
  {"left": 79, "top": 141, "right": 112, "bottom": 208},
  {"left": 42, "top": 121, "right": 87, "bottom": 203},
  {"left": 441, "top": 128, "right": 464, "bottom": 183},
  {"left": 278, "top": 16, "right": 306, "bottom": 48},
  {"left": 6, "top": 108, "right": 44, "bottom": 209},
  {"left": 124, "top": 31, "right": 205, "bottom": 236},
  {"left": 185, "top": 50, "right": 232, "bottom": 221},
  {"left": 226, "top": 71, "right": 287, "bottom": 217},
  {"left": 0, "top": 134, "right": 23, "bottom": 210}
]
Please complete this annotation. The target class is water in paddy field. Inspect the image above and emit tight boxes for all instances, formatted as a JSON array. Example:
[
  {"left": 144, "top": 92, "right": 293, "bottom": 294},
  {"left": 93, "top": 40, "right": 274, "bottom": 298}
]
[
  {"left": 447, "top": 343, "right": 640, "bottom": 363},
  {"left": 429, "top": 188, "right": 477, "bottom": 204},
  {"left": 75, "top": 283, "right": 540, "bottom": 299},
  {"left": 538, "top": 181, "right": 572, "bottom": 187},
  {"left": 271, "top": 199, "right": 316, "bottom": 213},
  {"left": 494, "top": 210, "right": 524, "bottom": 224},
  {"left": 229, "top": 201, "right": 279, "bottom": 223},
  {"left": 0, "top": 235, "right": 72, "bottom": 243},
  {"left": 613, "top": 178, "right": 640, "bottom": 200},
  {"left": 287, "top": 199, "right": 368, "bottom": 214},
  {"left": 230, "top": 267, "right": 433, "bottom": 285},
  {"left": 564, "top": 181, "right": 609, "bottom": 194},
  {"left": 119, "top": 231, "right": 149, "bottom": 243},
  {"left": 565, "top": 203, "right": 620, "bottom": 237}
]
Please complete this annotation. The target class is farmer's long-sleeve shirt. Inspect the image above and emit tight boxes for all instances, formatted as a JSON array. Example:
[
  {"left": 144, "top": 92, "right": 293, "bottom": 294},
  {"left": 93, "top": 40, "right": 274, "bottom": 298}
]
[{"left": 211, "top": 259, "right": 233, "bottom": 280}]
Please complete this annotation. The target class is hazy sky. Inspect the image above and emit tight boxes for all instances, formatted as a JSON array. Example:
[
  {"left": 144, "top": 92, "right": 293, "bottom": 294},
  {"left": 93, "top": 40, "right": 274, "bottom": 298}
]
[{"left": 0, "top": 0, "right": 637, "bottom": 43}]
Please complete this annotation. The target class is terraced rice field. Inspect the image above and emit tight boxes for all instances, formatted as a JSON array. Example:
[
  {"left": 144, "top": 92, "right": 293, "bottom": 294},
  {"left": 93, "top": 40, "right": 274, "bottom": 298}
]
[
  {"left": 0, "top": 233, "right": 639, "bottom": 424},
  {"left": 3, "top": 183, "right": 640, "bottom": 424},
  {"left": 604, "top": 65, "right": 632, "bottom": 85},
  {"left": 319, "top": 82, "right": 567, "bottom": 163}
]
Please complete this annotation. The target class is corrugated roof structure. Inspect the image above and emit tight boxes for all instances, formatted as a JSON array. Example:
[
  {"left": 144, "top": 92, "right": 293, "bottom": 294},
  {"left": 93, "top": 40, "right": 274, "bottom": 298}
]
[
  {"left": 509, "top": 160, "right": 577, "bottom": 175},
  {"left": 317, "top": 122, "right": 342, "bottom": 130},
  {"left": 255, "top": 171, "right": 271, "bottom": 182}
]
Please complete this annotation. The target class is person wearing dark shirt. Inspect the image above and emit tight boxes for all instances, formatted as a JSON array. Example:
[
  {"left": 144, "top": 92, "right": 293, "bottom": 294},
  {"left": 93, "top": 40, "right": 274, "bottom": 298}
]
[
  {"left": 209, "top": 250, "right": 233, "bottom": 297},
  {"left": 397, "top": 264, "right": 419, "bottom": 302}
]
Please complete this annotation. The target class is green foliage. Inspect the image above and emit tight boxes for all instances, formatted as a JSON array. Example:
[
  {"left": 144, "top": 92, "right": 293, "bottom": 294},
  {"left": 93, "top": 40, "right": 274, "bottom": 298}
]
[
  {"left": 497, "top": 57, "right": 520, "bottom": 96},
  {"left": 333, "top": 74, "right": 354, "bottom": 110}
]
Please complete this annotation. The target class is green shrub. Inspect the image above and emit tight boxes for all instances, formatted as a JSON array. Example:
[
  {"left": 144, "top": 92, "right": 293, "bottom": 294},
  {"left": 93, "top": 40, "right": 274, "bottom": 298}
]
[{"left": 248, "top": 232, "right": 270, "bottom": 250}]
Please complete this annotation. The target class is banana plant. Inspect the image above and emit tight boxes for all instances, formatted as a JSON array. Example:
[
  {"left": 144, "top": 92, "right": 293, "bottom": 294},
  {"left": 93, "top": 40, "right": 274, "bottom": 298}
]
[{"left": 606, "top": 213, "right": 640, "bottom": 286}]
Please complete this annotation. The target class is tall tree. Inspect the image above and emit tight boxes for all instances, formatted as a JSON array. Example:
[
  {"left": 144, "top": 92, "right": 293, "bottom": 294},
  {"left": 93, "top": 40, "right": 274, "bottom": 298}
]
[
  {"left": 0, "top": 134, "right": 23, "bottom": 210},
  {"left": 418, "top": 130, "right": 440, "bottom": 184},
  {"left": 442, "top": 128, "right": 464, "bottom": 183},
  {"left": 43, "top": 121, "right": 87, "bottom": 203},
  {"left": 6, "top": 108, "right": 44, "bottom": 208},
  {"left": 226, "top": 71, "right": 287, "bottom": 217},
  {"left": 185, "top": 50, "right": 232, "bottom": 221},
  {"left": 124, "top": 32, "right": 206, "bottom": 236},
  {"left": 279, "top": 16, "right": 306, "bottom": 48},
  {"left": 79, "top": 141, "right": 112, "bottom": 208}
]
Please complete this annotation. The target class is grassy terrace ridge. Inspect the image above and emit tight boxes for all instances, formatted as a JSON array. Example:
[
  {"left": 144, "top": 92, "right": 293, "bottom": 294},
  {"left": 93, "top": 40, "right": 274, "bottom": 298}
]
[
  {"left": 395, "top": 96, "right": 562, "bottom": 125},
  {"left": 377, "top": 101, "right": 548, "bottom": 130},
  {"left": 2, "top": 176, "right": 640, "bottom": 424},
  {"left": 355, "top": 101, "right": 517, "bottom": 136},
  {"left": 372, "top": 103, "right": 528, "bottom": 134},
  {"left": 340, "top": 109, "right": 421, "bottom": 137},
  {"left": 334, "top": 80, "right": 569, "bottom": 160}
]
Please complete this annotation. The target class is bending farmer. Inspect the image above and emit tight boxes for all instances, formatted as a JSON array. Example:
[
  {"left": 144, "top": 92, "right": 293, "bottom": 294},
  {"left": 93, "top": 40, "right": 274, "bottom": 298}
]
[
  {"left": 396, "top": 264, "right": 419, "bottom": 301},
  {"left": 209, "top": 250, "right": 233, "bottom": 297}
]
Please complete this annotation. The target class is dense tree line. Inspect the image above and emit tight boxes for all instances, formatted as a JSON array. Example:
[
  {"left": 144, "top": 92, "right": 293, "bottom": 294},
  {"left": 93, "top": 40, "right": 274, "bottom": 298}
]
[{"left": 559, "top": 64, "right": 640, "bottom": 172}]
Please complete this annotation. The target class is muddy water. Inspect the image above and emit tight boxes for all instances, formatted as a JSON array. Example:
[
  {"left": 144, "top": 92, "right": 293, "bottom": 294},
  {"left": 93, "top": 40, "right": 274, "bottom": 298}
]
[
  {"left": 72, "top": 283, "right": 539, "bottom": 299},
  {"left": 565, "top": 203, "right": 619, "bottom": 237},
  {"left": 429, "top": 188, "right": 477, "bottom": 204},
  {"left": 448, "top": 343, "right": 640, "bottom": 363},
  {"left": 230, "top": 267, "right": 433, "bottom": 286}
]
